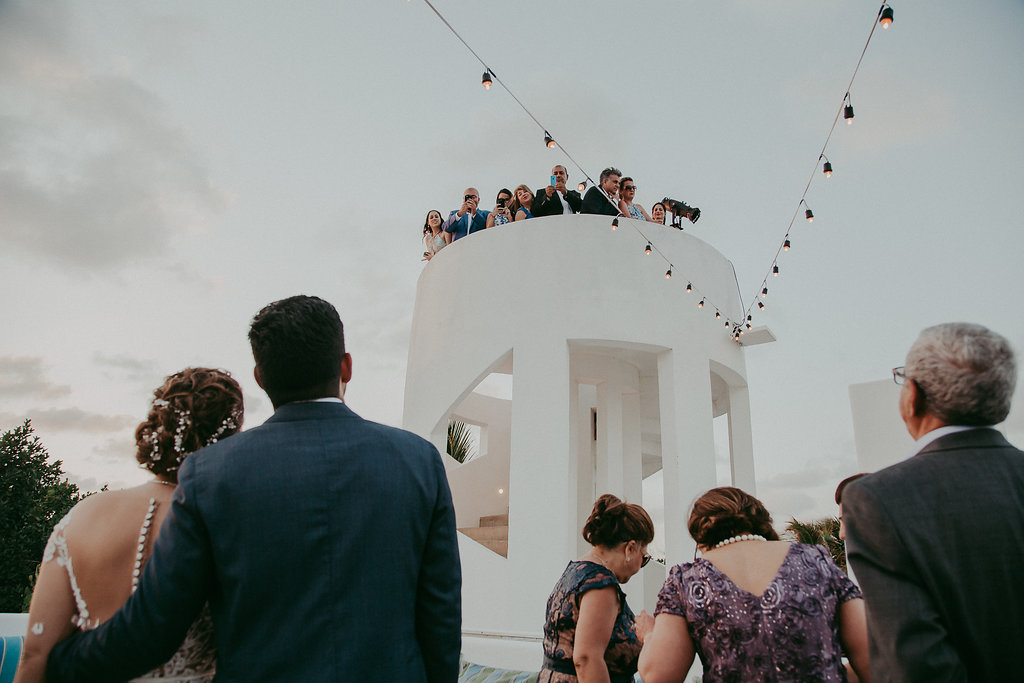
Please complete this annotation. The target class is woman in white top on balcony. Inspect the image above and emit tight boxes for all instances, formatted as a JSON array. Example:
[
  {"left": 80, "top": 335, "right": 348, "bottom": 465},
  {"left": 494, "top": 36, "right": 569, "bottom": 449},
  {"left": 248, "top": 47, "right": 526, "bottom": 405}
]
[{"left": 15, "top": 368, "right": 244, "bottom": 683}]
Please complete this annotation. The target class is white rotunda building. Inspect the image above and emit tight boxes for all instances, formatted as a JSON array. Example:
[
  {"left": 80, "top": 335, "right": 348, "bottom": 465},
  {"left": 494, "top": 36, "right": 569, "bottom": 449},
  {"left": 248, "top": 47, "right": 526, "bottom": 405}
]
[{"left": 403, "top": 214, "right": 766, "bottom": 668}]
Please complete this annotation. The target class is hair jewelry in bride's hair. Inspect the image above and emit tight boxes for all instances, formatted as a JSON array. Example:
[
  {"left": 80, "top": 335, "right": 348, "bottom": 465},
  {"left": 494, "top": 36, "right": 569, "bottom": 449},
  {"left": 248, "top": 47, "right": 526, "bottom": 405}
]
[{"left": 135, "top": 368, "right": 244, "bottom": 482}]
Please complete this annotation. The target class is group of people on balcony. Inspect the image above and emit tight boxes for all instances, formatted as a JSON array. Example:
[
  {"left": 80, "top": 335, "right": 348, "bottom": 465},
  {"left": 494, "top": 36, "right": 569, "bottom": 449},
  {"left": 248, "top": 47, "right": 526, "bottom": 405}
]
[{"left": 422, "top": 166, "right": 669, "bottom": 261}]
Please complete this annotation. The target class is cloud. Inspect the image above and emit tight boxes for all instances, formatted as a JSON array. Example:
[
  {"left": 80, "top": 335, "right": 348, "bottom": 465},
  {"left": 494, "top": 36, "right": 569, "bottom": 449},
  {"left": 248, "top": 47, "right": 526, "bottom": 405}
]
[
  {"left": 0, "top": 356, "right": 71, "bottom": 399},
  {"left": 0, "top": 0, "right": 226, "bottom": 270},
  {"left": 0, "top": 407, "right": 136, "bottom": 434},
  {"left": 93, "top": 352, "right": 160, "bottom": 382},
  {"left": 757, "top": 457, "right": 859, "bottom": 527}
]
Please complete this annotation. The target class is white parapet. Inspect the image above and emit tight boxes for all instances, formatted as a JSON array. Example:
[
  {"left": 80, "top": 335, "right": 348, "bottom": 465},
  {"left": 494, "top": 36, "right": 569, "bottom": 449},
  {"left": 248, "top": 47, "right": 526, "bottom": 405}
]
[{"left": 403, "top": 214, "right": 758, "bottom": 667}]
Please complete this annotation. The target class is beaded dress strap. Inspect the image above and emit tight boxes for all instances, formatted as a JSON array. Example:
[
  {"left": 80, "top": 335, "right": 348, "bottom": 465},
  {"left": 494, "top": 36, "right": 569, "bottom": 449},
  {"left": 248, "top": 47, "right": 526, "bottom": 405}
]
[
  {"left": 43, "top": 510, "right": 92, "bottom": 628},
  {"left": 132, "top": 498, "right": 159, "bottom": 593}
]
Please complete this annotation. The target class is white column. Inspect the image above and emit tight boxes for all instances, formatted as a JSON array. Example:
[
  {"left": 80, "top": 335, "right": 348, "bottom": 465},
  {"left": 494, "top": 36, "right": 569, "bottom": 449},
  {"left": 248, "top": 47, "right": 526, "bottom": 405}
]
[
  {"left": 507, "top": 336, "right": 572, "bottom": 631},
  {"left": 658, "top": 350, "right": 717, "bottom": 566},
  {"left": 622, "top": 390, "right": 642, "bottom": 504},
  {"left": 596, "top": 374, "right": 624, "bottom": 498},
  {"left": 727, "top": 385, "right": 756, "bottom": 493}
]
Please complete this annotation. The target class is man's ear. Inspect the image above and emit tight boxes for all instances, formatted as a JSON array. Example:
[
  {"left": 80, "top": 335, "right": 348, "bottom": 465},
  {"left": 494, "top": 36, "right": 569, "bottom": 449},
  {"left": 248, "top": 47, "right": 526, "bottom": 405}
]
[
  {"left": 253, "top": 366, "right": 264, "bottom": 390},
  {"left": 340, "top": 353, "right": 353, "bottom": 385}
]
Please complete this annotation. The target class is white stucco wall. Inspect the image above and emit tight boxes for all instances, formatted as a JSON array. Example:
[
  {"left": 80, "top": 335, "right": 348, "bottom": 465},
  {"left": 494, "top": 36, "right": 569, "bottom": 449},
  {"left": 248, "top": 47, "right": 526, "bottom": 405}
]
[{"left": 404, "top": 215, "right": 756, "bottom": 665}]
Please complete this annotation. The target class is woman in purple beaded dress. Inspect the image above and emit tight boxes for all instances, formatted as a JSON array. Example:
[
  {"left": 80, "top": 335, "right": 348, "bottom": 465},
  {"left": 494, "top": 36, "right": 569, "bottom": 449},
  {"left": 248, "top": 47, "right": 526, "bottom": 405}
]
[{"left": 639, "top": 487, "right": 870, "bottom": 683}]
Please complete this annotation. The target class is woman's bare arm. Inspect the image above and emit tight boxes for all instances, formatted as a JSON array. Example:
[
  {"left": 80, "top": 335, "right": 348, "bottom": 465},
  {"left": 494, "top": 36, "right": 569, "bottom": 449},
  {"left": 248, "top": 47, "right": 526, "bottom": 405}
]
[
  {"left": 638, "top": 613, "right": 696, "bottom": 683},
  {"left": 573, "top": 587, "right": 619, "bottom": 683},
  {"left": 839, "top": 597, "right": 871, "bottom": 683}
]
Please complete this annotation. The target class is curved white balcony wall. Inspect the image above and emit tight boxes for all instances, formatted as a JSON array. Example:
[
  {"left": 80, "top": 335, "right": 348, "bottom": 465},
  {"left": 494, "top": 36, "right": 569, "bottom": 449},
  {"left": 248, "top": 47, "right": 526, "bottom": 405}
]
[{"left": 404, "top": 215, "right": 756, "bottom": 662}]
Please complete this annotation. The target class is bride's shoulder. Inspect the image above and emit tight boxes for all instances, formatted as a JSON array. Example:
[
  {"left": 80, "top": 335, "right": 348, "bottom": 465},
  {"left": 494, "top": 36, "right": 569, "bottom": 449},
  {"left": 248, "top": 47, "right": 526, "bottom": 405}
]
[{"left": 61, "top": 486, "right": 158, "bottom": 536}]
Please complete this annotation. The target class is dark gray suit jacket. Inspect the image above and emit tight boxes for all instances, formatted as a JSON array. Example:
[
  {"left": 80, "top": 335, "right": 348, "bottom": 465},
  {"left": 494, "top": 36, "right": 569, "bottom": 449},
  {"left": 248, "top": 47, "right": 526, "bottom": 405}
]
[
  {"left": 844, "top": 428, "right": 1024, "bottom": 682},
  {"left": 47, "top": 401, "right": 461, "bottom": 682}
]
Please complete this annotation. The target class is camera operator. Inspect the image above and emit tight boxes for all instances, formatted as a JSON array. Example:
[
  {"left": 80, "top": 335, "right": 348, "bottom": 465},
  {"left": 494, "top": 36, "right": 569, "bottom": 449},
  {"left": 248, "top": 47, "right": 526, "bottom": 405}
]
[
  {"left": 442, "top": 187, "right": 490, "bottom": 242},
  {"left": 485, "top": 188, "right": 514, "bottom": 228}
]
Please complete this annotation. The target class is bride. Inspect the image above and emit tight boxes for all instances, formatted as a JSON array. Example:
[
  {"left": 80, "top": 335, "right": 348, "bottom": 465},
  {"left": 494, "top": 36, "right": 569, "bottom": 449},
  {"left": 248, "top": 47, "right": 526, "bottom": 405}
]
[{"left": 15, "top": 367, "right": 244, "bottom": 683}]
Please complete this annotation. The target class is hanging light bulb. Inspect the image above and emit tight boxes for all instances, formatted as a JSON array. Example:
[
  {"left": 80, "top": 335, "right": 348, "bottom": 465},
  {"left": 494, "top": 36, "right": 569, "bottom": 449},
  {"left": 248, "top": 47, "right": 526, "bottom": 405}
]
[
  {"left": 822, "top": 157, "right": 833, "bottom": 178},
  {"left": 686, "top": 282, "right": 692, "bottom": 293},
  {"left": 725, "top": 320, "right": 731, "bottom": 327},
  {"left": 715, "top": 310, "right": 721, "bottom": 319},
  {"left": 762, "top": 286, "right": 768, "bottom": 297},
  {"left": 697, "top": 298, "right": 705, "bottom": 309},
  {"left": 747, "top": 314, "right": 753, "bottom": 322},
  {"left": 783, "top": 239, "right": 791, "bottom": 251},
  {"left": 773, "top": 264, "right": 780, "bottom": 276},
  {"left": 645, "top": 243, "right": 652, "bottom": 255},
  {"left": 578, "top": 180, "right": 587, "bottom": 192},
  {"left": 611, "top": 217, "right": 618, "bottom": 230},
  {"left": 757, "top": 301, "right": 765, "bottom": 310},
  {"left": 665, "top": 267, "right": 672, "bottom": 279},
  {"left": 805, "top": 207, "right": 814, "bottom": 222},
  {"left": 544, "top": 131, "right": 556, "bottom": 149},
  {"left": 880, "top": 5, "right": 894, "bottom": 29},
  {"left": 481, "top": 70, "right": 493, "bottom": 90},
  {"left": 844, "top": 95, "right": 855, "bottom": 125},
  {"left": 746, "top": 323, "right": 752, "bottom": 329}
]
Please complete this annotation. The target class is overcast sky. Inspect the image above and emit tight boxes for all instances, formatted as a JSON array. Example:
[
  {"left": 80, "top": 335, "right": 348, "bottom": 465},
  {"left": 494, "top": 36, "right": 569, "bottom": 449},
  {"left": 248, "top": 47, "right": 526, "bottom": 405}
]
[{"left": 2, "top": 0, "right": 1023, "bottom": 527}]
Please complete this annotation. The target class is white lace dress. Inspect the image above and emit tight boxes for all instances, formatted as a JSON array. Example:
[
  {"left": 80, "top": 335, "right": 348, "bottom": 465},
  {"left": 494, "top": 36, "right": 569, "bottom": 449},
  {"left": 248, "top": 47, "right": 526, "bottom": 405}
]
[{"left": 44, "top": 499, "right": 217, "bottom": 682}]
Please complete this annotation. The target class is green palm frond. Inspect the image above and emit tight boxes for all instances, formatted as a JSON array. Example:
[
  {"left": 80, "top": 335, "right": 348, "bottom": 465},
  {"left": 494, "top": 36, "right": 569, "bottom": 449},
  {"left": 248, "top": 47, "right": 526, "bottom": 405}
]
[
  {"left": 447, "top": 419, "right": 476, "bottom": 464},
  {"left": 785, "top": 517, "right": 847, "bottom": 572}
]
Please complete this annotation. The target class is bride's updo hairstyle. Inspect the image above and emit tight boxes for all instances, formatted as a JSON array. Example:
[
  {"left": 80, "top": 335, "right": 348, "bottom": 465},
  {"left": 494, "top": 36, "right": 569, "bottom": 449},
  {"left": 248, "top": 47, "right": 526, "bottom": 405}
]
[
  {"left": 135, "top": 367, "right": 244, "bottom": 482},
  {"left": 582, "top": 494, "right": 654, "bottom": 549},
  {"left": 688, "top": 486, "right": 780, "bottom": 549}
]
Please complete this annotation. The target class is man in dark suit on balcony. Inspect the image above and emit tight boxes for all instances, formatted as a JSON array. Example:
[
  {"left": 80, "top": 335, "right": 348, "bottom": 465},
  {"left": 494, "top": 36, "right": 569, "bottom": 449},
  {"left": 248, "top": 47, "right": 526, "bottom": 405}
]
[
  {"left": 580, "top": 167, "right": 623, "bottom": 217},
  {"left": 533, "top": 165, "right": 582, "bottom": 217},
  {"left": 47, "top": 295, "right": 462, "bottom": 683},
  {"left": 844, "top": 322, "right": 1024, "bottom": 682}
]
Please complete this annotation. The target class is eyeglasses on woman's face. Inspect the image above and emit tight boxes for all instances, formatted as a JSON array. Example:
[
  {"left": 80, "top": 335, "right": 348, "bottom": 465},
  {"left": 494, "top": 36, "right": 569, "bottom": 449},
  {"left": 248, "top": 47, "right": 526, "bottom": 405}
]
[
  {"left": 641, "top": 552, "right": 652, "bottom": 568},
  {"left": 622, "top": 185, "right": 636, "bottom": 192}
]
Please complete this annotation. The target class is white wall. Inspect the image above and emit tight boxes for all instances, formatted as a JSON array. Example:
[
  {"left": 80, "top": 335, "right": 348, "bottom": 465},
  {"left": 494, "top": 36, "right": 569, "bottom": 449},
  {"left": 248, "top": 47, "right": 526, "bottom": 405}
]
[{"left": 404, "top": 215, "right": 755, "bottom": 667}]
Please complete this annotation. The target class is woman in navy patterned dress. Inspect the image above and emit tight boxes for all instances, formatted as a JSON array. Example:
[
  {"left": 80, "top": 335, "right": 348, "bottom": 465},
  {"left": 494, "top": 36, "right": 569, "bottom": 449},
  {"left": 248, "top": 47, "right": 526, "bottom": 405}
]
[
  {"left": 539, "top": 495, "right": 655, "bottom": 683},
  {"left": 639, "top": 487, "right": 870, "bottom": 683}
]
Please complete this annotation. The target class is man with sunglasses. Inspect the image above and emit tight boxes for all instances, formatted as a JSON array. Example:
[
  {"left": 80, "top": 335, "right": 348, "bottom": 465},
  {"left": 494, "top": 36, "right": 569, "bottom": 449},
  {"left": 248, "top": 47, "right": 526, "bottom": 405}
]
[
  {"left": 844, "top": 323, "right": 1024, "bottom": 682},
  {"left": 442, "top": 186, "right": 490, "bottom": 242}
]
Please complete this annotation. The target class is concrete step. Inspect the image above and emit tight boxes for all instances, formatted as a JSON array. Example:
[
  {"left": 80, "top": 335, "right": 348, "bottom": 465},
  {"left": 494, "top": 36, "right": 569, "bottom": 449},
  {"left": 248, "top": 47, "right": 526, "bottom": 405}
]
[
  {"left": 479, "top": 513, "right": 509, "bottom": 527},
  {"left": 458, "top": 526, "right": 509, "bottom": 557},
  {"left": 459, "top": 525, "right": 508, "bottom": 541}
]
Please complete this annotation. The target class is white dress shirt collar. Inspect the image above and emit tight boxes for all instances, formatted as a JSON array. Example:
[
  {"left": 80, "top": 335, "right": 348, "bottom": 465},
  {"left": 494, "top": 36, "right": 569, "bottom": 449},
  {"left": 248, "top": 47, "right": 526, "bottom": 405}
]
[{"left": 910, "top": 424, "right": 994, "bottom": 458}]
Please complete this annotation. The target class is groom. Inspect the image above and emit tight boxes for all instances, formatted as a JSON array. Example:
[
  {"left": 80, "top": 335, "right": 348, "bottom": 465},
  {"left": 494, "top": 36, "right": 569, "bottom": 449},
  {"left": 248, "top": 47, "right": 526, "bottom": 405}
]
[{"left": 47, "top": 295, "right": 462, "bottom": 682}]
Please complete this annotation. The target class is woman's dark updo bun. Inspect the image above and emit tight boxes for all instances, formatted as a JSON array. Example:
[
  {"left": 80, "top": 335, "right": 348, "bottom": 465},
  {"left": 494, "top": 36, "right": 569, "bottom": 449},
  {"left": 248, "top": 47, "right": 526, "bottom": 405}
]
[
  {"left": 688, "top": 486, "right": 780, "bottom": 548},
  {"left": 582, "top": 494, "right": 654, "bottom": 549},
  {"left": 134, "top": 367, "right": 244, "bottom": 482}
]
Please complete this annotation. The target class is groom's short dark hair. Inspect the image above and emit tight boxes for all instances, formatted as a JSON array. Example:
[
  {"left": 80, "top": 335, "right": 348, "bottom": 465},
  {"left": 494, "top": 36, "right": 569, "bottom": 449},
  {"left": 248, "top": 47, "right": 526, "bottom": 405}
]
[{"left": 249, "top": 295, "right": 345, "bottom": 407}]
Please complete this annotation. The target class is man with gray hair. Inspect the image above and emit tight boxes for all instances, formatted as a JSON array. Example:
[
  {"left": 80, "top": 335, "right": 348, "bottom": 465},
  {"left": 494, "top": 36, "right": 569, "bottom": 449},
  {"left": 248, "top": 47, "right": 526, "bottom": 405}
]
[
  {"left": 580, "top": 167, "right": 624, "bottom": 217},
  {"left": 844, "top": 322, "right": 1024, "bottom": 682}
]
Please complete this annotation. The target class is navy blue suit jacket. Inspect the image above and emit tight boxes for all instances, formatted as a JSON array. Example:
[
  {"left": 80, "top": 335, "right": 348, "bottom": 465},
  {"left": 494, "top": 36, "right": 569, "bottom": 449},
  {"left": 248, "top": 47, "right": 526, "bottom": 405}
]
[{"left": 47, "top": 401, "right": 461, "bottom": 682}]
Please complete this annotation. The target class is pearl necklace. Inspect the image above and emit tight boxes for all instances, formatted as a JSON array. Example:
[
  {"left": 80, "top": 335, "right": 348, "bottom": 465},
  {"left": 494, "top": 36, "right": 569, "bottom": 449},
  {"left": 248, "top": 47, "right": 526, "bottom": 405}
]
[{"left": 713, "top": 533, "right": 767, "bottom": 549}]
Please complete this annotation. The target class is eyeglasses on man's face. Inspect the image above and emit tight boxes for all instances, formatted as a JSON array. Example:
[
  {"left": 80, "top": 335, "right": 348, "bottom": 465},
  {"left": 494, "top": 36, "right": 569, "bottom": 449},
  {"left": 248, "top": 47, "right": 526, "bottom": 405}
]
[{"left": 892, "top": 366, "right": 907, "bottom": 385}]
